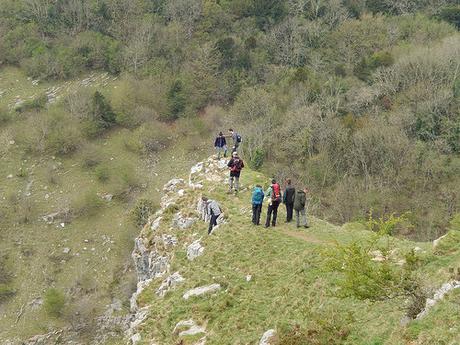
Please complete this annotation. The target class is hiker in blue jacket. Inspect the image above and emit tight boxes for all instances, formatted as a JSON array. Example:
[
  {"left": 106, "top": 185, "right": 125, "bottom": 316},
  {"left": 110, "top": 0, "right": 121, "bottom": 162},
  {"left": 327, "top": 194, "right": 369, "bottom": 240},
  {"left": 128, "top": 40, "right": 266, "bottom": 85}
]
[
  {"left": 251, "top": 184, "right": 264, "bottom": 225},
  {"left": 214, "top": 131, "right": 227, "bottom": 159}
]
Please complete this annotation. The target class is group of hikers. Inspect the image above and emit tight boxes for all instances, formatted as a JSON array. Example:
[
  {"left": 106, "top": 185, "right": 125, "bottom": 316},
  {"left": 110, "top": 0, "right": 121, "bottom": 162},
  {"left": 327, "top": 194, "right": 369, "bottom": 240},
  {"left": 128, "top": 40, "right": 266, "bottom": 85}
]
[{"left": 202, "top": 129, "right": 310, "bottom": 234}]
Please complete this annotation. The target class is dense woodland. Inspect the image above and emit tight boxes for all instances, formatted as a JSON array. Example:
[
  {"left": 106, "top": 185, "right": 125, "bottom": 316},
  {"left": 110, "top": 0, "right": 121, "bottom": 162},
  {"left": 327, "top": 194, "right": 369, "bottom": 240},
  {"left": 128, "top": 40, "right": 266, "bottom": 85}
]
[{"left": 1, "top": 0, "right": 459, "bottom": 240}]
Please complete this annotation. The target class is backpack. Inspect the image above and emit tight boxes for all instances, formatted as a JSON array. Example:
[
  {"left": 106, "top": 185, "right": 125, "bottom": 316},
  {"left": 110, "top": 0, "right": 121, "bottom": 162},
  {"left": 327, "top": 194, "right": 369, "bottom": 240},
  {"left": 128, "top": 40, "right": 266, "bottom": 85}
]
[
  {"left": 236, "top": 133, "right": 242, "bottom": 143},
  {"left": 230, "top": 158, "right": 242, "bottom": 172},
  {"left": 272, "top": 183, "right": 281, "bottom": 202}
]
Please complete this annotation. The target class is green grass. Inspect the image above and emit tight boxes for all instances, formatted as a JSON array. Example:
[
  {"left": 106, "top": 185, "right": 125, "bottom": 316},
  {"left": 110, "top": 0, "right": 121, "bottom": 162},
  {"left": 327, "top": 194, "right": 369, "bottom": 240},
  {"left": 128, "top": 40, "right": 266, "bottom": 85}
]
[{"left": 133, "top": 161, "right": 460, "bottom": 345}]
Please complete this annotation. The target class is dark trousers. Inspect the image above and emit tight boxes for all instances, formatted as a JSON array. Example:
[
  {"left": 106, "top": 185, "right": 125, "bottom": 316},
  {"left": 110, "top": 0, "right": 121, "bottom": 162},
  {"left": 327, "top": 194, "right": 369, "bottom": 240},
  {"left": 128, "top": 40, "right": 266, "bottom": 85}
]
[
  {"left": 265, "top": 201, "right": 280, "bottom": 227},
  {"left": 286, "top": 202, "right": 294, "bottom": 222},
  {"left": 208, "top": 214, "right": 218, "bottom": 234},
  {"left": 252, "top": 203, "right": 262, "bottom": 225}
]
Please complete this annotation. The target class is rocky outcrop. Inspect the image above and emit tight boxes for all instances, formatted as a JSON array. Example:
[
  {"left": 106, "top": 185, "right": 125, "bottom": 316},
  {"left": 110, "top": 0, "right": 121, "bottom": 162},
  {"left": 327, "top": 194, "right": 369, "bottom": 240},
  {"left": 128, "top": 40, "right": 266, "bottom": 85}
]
[
  {"left": 187, "top": 240, "right": 204, "bottom": 261},
  {"left": 183, "top": 284, "right": 221, "bottom": 300},
  {"left": 416, "top": 280, "right": 460, "bottom": 319},
  {"left": 127, "top": 157, "right": 229, "bottom": 344}
]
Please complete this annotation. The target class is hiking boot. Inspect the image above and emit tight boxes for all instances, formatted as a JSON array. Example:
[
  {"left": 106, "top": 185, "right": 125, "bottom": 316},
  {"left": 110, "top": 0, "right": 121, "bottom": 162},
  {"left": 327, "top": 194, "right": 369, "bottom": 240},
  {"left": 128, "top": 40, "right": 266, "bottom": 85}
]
[
  {"left": 304, "top": 225, "right": 310, "bottom": 228},
  {"left": 226, "top": 190, "right": 233, "bottom": 194}
]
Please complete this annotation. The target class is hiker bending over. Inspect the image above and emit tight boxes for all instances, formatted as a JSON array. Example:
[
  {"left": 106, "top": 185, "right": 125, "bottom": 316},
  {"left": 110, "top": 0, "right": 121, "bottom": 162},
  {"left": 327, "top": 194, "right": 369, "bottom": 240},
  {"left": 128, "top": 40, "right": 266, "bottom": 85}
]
[
  {"left": 283, "top": 179, "right": 295, "bottom": 223},
  {"left": 227, "top": 152, "right": 244, "bottom": 194},
  {"left": 251, "top": 184, "right": 264, "bottom": 225},
  {"left": 214, "top": 131, "right": 227, "bottom": 159},
  {"left": 228, "top": 128, "right": 242, "bottom": 153},
  {"left": 202, "top": 197, "right": 222, "bottom": 234},
  {"left": 294, "top": 188, "right": 309, "bottom": 229},
  {"left": 265, "top": 179, "right": 281, "bottom": 228}
]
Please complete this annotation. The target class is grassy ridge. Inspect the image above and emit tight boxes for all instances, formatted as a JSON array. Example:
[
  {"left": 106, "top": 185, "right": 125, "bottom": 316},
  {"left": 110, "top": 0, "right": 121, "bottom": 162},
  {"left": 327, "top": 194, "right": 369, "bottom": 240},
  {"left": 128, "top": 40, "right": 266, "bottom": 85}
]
[{"left": 134, "top": 162, "right": 460, "bottom": 344}]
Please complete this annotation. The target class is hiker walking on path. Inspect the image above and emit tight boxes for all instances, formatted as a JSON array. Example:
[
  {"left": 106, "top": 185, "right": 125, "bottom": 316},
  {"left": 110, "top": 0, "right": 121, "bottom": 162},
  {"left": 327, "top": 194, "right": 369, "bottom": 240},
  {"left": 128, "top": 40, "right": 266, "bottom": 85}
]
[
  {"left": 283, "top": 179, "right": 295, "bottom": 223},
  {"left": 265, "top": 179, "right": 282, "bottom": 228},
  {"left": 228, "top": 128, "right": 242, "bottom": 153},
  {"left": 202, "top": 197, "right": 222, "bottom": 234},
  {"left": 294, "top": 188, "right": 309, "bottom": 229},
  {"left": 227, "top": 152, "right": 244, "bottom": 194},
  {"left": 214, "top": 131, "right": 227, "bottom": 159},
  {"left": 251, "top": 184, "right": 264, "bottom": 225}
]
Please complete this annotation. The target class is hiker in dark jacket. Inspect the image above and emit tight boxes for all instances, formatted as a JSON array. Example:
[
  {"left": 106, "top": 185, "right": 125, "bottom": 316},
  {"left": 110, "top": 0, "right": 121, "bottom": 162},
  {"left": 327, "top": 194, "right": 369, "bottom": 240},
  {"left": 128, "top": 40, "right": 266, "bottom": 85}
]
[
  {"left": 227, "top": 152, "right": 244, "bottom": 194},
  {"left": 283, "top": 179, "right": 295, "bottom": 223},
  {"left": 251, "top": 184, "right": 264, "bottom": 225},
  {"left": 265, "top": 179, "right": 282, "bottom": 228},
  {"left": 293, "top": 188, "right": 309, "bottom": 228},
  {"left": 228, "top": 128, "right": 241, "bottom": 153},
  {"left": 214, "top": 132, "right": 227, "bottom": 159},
  {"left": 202, "top": 197, "right": 222, "bottom": 234}
]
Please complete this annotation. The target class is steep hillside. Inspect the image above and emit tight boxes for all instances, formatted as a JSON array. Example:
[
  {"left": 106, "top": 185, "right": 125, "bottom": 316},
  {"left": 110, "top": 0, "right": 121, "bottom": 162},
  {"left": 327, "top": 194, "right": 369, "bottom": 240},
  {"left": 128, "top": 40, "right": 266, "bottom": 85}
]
[
  {"left": 0, "top": 66, "right": 215, "bottom": 344},
  {"left": 128, "top": 157, "right": 460, "bottom": 345}
]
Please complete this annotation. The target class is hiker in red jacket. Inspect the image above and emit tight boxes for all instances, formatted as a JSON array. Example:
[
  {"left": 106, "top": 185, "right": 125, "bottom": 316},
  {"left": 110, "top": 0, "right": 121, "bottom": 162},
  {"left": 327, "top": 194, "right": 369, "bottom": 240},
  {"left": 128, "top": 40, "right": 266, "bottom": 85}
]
[
  {"left": 265, "top": 179, "right": 282, "bottom": 228},
  {"left": 227, "top": 152, "right": 244, "bottom": 194}
]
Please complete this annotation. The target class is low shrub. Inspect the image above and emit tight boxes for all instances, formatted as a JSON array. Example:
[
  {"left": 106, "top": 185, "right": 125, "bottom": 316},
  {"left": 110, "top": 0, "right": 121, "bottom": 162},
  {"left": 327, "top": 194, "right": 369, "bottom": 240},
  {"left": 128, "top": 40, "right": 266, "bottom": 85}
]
[
  {"left": 43, "top": 288, "right": 65, "bottom": 318},
  {"left": 80, "top": 145, "right": 103, "bottom": 169},
  {"left": 14, "top": 94, "right": 47, "bottom": 113},
  {"left": 71, "top": 189, "right": 104, "bottom": 217},
  {"left": 131, "top": 198, "right": 157, "bottom": 227},
  {"left": 95, "top": 164, "right": 110, "bottom": 182}
]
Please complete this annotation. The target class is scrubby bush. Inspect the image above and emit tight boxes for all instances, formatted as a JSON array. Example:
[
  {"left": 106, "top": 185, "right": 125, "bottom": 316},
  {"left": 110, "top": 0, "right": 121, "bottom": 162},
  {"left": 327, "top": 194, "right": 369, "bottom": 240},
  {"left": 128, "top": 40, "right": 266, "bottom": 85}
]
[
  {"left": 14, "top": 94, "right": 47, "bottom": 113},
  {"left": 95, "top": 164, "right": 110, "bottom": 182},
  {"left": 71, "top": 190, "right": 104, "bottom": 218},
  {"left": 44, "top": 288, "right": 65, "bottom": 318},
  {"left": 131, "top": 199, "right": 157, "bottom": 227}
]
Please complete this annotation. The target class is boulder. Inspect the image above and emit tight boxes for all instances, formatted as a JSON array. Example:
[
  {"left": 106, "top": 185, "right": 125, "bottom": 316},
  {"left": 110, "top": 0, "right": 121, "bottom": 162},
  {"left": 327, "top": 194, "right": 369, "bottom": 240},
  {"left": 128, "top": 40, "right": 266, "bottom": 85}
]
[
  {"left": 173, "top": 319, "right": 206, "bottom": 337},
  {"left": 187, "top": 240, "right": 204, "bottom": 261},
  {"left": 183, "top": 284, "right": 221, "bottom": 300}
]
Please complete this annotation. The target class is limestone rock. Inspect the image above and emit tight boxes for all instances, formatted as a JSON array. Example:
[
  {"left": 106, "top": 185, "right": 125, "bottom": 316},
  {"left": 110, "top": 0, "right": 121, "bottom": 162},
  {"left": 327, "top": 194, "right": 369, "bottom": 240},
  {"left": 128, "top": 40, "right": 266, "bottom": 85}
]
[
  {"left": 131, "top": 237, "right": 169, "bottom": 281},
  {"left": 183, "top": 284, "right": 221, "bottom": 300},
  {"left": 187, "top": 240, "right": 204, "bottom": 261},
  {"left": 156, "top": 272, "right": 185, "bottom": 297},
  {"left": 172, "top": 212, "right": 197, "bottom": 229},
  {"left": 150, "top": 216, "right": 162, "bottom": 231},
  {"left": 163, "top": 178, "right": 185, "bottom": 192},
  {"left": 416, "top": 280, "right": 460, "bottom": 319},
  {"left": 259, "top": 329, "right": 276, "bottom": 345},
  {"left": 162, "top": 234, "right": 178, "bottom": 246},
  {"left": 173, "top": 319, "right": 206, "bottom": 337},
  {"left": 433, "top": 233, "right": 448, "bottom": 249}
]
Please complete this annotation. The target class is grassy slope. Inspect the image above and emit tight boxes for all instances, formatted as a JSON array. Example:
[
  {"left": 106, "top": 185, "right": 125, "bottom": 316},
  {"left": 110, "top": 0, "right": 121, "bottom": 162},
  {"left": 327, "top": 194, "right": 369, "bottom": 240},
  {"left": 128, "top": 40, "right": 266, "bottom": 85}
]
[
  {"left": 0, "top": 67, "right": 212, "bottom": 342},
  {"left": 135, "top": 160, "right": 460, "bottom": 345}
]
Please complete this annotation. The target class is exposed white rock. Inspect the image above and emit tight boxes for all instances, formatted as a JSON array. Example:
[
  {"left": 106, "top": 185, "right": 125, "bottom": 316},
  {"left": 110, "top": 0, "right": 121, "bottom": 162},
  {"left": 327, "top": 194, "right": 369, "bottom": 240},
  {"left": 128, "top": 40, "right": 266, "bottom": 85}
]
[
  {"left": 187, "top": 240, "right": 204, "bottom": 261},
  {"left": 259, "top": 329, "right": 276, "bottom": 345},
  {"left": 131, "top": 237, "right": 169, "bottom": 282},
  {"left": 183, "top": 284, "right": 221, "bottom": 300},
  {"left": 163, "top": 178, "right": 185, "bottom": 192},
  {"left": 62, "top": 247, "right": 71, "bottom": 254},
  {"left": 172, "top": 212, "right": 197, "bottom": 229},
  {"left": 416, "top": 280, "right": 460, "bottom": 319},
  {"left": 433, "top": 233, "right": 449, "bottom": 249},
  {"left": 150, "top": 216, "right": 162, "bottom": 231},
  {"left": 156, "top": 272, "right": 185, "bottom": 297},
  {"left": 173, "top": 319, "right": 206, "bottom": 337},
  {"left": 162, "top": 234, "right": 178, "bottom": 246}
]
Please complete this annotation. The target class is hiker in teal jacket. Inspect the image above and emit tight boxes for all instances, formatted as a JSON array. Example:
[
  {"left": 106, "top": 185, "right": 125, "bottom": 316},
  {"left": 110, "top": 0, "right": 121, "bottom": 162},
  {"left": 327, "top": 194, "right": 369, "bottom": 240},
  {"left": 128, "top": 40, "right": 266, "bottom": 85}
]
[{"left": 251, "top": 185, "right": 264, "bottom": 225}]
